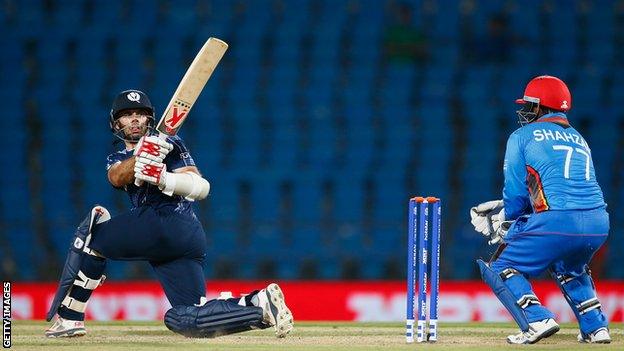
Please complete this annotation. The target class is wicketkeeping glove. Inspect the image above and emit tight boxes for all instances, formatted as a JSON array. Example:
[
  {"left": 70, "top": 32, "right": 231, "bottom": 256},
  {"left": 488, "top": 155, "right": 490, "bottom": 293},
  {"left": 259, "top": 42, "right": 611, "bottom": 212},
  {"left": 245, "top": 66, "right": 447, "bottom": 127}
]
[
  {"left": 470, "top": 199, "right": 504, "bottom": 236},
  {"left": 488, "top": 209, "right": 513, "bottom": 245},
  {"left": 133, "top": 135, "right": 173, "bottom": 163}
]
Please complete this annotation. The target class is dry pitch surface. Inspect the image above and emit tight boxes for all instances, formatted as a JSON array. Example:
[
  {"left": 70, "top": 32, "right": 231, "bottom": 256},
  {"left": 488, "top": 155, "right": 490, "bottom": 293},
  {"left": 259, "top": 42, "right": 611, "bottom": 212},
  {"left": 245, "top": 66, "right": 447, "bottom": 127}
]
[{"left": 11, "top": 321, "right": 623, "bottom": 350}]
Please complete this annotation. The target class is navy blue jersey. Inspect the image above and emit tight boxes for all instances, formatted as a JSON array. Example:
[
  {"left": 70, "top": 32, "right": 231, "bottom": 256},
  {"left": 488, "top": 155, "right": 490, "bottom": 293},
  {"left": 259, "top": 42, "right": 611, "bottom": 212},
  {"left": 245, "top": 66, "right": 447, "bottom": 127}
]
[
  {"left": 503, "top": 112, "right": 606, "bottom": 220},
  {"left": 106, "top": 136, "right": 197, "bottom": 215}
]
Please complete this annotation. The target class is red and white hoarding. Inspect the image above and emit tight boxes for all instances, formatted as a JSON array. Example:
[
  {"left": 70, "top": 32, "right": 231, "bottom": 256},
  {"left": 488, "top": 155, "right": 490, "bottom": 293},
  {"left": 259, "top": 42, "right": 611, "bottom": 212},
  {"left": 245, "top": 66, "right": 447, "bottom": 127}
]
[{"left": 11, "top": 280, "right": 624, "bottom": 322}]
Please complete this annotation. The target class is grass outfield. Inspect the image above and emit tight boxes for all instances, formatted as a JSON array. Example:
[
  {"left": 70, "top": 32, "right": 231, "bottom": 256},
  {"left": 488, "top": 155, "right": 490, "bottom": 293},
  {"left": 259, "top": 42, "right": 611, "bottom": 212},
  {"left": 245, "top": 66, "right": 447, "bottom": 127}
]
[{"left": 10, "top": 321, "right": 622, "bottom": 350}]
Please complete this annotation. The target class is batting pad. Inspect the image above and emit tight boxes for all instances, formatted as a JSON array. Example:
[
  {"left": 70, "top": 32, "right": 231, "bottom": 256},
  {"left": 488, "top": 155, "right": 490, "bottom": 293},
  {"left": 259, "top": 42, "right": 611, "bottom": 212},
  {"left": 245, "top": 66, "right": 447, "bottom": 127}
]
[
  {"left": 164, "top": 299, "right": 267, "bottom": 338},
  {"left": 477, "top": 259, "right": 531, "bottom": 331}
]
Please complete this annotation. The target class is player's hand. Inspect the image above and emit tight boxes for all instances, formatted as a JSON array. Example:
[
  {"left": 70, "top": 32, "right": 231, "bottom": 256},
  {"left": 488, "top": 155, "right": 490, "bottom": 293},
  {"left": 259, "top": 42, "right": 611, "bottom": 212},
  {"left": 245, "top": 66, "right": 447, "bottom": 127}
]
[
  {"left": 470, "top": 200, "right": 504, "bottom": 217},
  {"left": 489, "top": 210, "right": 513, "bottom": 245},
  {"left": 134, "top": 157, "right": 167, "bottom": 187},
  {"left": 470, "top": 200, "right": 504, "bottom": 236},
  {"left": 133, "top": 135, "right": 173, "bottom": 163}
]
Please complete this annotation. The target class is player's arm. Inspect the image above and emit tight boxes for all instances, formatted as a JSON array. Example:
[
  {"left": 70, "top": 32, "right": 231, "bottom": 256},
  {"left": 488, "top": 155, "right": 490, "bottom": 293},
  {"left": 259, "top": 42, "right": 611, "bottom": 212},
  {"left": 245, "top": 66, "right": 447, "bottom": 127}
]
[
  {"left": 173, "top": 165, "right": 201, "bottom": 175},
  {"left": 107, "top": 157, "right": 136, "bottom": 188},
  {"left": 502, "top": 131, "right": 531, "bottom": 220},
  {"left": 158, "top": 165, "right": 210, "bottom": 201},
  {"left": 133, "top": 159, "right": 211, "bottom": 201},
  {"left": 134, "top": 138, "right": 210, "bottom": 201}
]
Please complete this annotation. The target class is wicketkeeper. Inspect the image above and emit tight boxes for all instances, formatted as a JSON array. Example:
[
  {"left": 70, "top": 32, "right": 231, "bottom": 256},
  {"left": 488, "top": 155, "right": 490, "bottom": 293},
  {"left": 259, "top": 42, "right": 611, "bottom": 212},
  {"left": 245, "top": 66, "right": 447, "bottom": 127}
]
[{"left": 470, "top": 76, "right": 610, "bottom": 344}]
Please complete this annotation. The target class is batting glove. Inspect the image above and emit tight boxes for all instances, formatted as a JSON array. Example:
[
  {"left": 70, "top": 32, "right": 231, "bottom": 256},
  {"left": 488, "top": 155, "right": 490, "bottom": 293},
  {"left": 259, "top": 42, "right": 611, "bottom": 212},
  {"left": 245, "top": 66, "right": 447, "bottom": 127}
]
[
  {"left": 133, "top": 135, "right": 173, "bottom": 163},
  {"left": 134, "top": 157, "right": 167, "bottom": 187}
]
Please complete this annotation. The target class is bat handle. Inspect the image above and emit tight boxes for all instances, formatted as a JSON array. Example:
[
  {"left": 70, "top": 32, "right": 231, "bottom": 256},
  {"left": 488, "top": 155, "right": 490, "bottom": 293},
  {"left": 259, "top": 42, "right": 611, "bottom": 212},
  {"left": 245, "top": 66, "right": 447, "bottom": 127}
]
[{"left": 134, "top": 137, "right": 142, "bottom": 186}]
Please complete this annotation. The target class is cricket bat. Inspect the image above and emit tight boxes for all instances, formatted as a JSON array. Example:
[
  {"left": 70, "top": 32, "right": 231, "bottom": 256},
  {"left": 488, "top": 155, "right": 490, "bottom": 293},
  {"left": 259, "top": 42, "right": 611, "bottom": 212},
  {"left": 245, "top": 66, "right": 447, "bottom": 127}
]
[
  {"left": 135, "top": 37, "right": 228, "bottom": 186},
  {"left": 156, "top": 37, "right": 228, "bottom": 136}
]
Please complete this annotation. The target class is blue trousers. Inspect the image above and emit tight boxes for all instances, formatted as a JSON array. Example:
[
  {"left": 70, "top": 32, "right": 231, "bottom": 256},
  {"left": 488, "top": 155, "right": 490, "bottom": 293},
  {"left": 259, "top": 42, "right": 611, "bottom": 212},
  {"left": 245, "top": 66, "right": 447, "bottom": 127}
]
[
  {"left": 490, "top": 208, "right": 609, "bottom": 334},
  {"left": 89, "top": 206, "right": 208, "bottom": 307}
]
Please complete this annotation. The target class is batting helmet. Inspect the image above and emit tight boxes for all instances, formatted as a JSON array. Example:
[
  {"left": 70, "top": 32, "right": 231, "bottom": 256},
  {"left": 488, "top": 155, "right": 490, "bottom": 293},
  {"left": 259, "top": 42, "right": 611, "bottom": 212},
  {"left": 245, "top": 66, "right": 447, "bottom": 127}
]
[
  {"left": 109, "top": 89, "right": 155, "bottom": 131},
  {"left": 515, "top": 75, "right": 572, "bottom": 112}
]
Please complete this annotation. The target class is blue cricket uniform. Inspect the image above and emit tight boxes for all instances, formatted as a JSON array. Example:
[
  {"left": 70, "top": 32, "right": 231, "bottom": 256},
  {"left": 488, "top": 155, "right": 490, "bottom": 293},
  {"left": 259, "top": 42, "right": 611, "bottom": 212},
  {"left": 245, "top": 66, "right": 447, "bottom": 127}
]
[
  {"left": 491, "top": 112, "right": 609, "bottom": 334},
  {"left": 88, "top": 135, "right": 208, "bottom": 307},
  {"left": 502, "top": 112, "right": 605, "bottom": 219},
  {"left": 52, "top": 90, "right": 277, "bottom": 337},
  {"left": 105, "top": 136, "right": 196, "bottom": 214}
]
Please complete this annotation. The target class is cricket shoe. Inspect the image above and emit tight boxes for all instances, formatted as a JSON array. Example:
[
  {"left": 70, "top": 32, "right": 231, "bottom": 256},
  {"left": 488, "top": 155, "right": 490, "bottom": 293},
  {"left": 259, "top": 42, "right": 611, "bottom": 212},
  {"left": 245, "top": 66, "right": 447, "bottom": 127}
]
[
  {"left": 578, "top": 327, "right": 611, "bottom": 344},
  {"left": 506, "top": 318, "right": 559, "bottom": 344},
  {"left": 45, "top": 317, "right": 86, "bottom": 338},
  {"left": 257, "top": 283, "right": 294, "bottom": 337}
]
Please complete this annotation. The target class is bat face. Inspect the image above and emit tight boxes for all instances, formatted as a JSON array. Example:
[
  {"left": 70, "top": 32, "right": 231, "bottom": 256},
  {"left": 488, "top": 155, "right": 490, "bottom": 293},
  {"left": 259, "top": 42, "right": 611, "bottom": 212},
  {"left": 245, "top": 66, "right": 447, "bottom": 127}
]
[{"left": 156, "top": 37, "right": 228, "bottom": 136}]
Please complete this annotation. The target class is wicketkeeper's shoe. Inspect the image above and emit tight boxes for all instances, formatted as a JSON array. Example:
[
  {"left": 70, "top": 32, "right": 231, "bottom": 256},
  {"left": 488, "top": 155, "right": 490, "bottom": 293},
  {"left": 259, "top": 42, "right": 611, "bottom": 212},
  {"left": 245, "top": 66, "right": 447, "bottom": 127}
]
[
  {"left": 506, "top": 318, "right": 559, "bottom": 344},
  {"left": 257, "top": 283, "right": 294, "bottom": 338},
  {"left": 45, "top": 316, "right": 87, "bottom": 338},
  {"left": 578, "top": 327, "right": 611, "bottom": 344}
]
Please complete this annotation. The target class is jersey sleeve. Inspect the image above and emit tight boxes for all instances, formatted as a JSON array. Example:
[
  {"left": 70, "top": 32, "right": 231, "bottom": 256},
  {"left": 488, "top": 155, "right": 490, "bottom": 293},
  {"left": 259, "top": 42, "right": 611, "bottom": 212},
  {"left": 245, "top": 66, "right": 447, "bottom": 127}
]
[
  {"left": 106, "top": 152, "right": 124, "bottom": 171},
  {"left": 166, "top": 136, "right": 196, "bottom": 171},
  {"left": 502, "top": 131, "right": 531, "bottom": 220}
]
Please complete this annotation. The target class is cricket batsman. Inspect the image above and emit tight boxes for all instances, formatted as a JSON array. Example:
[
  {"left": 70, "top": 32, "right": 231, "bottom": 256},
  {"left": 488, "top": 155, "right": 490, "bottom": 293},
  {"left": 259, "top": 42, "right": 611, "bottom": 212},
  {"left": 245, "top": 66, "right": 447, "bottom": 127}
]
[
  {"left": 470, "top": 76, "right": 610, "bottom": 344},
  {"left": 45, "top": 90, "right": 294, "bottom": 338}
]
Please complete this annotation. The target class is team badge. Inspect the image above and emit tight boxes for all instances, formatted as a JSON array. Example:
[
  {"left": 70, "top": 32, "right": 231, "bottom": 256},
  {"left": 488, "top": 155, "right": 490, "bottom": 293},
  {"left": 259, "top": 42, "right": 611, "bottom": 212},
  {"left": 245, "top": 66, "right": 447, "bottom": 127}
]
[
  {"left": 74, "top": 237, "right": 84, "bottom": 249},
  {"left": 560, "top": 100, "right": 568, "bottom": 109},
  {"left": 127, "top": 92, "right": 141, "bottom": 102}
]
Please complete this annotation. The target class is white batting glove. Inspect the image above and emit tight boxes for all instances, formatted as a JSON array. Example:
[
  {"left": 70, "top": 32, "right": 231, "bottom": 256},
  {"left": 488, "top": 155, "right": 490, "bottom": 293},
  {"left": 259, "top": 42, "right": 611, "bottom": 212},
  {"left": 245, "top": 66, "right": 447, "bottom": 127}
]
[
  {"left": 134, "top": 157, "right": 167, "bottom": 187},
  {"left": 470, "top": 200, "right": 504, "bottom": 236},
  {"left": 133, "top": 135, "right": 173, "bottom": 163}
]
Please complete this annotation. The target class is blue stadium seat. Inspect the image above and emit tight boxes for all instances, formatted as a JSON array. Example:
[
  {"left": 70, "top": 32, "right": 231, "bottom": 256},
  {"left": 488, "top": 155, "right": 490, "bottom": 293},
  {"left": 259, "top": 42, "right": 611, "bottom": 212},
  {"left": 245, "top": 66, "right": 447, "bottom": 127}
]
[
  {"left": 291, "top": 175, "right": 322, "bottom": 223},
  {"left": 250, "top": 176, "right": 281, "bottom": 222},
  {"left": 16, "top": 1, "right": 44, "bottom": 33},
  {"left": 430, "top": 1, "right": 459, "bottom": 41},
  {"left": 207, "top": 177, "right": 239, "bottom": 225},
  {"left": 271, "top": 121, "right": 298, "bottom": 171},
  {"left": 372, "top": 173, "right": 405, "bottom": 225},
  {"left": 1, "top": 186, "right": 30, "bottom": 222},
  {"left": 418, "top": 66, "right": 454, "bottom": 103},
  {"left": 7, "top": 228, "right": 37, "bottom": 279},
  {"left": 247, "top": 225, "right": 286, "bottom": 261}
]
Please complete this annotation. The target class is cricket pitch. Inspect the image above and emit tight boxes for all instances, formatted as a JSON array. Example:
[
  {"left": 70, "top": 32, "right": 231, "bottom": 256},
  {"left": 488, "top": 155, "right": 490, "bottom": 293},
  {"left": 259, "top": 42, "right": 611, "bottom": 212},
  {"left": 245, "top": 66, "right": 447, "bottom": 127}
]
[{"left": 11, "top": 321, "right": 623, "bottom": 350}]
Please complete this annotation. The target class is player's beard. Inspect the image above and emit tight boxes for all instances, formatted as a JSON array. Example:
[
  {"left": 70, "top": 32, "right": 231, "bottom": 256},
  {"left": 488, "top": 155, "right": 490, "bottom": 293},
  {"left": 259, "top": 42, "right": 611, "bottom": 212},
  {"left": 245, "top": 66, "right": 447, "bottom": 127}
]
[{"left": 118, "top": 122, "right": 149, "bottom": 142}]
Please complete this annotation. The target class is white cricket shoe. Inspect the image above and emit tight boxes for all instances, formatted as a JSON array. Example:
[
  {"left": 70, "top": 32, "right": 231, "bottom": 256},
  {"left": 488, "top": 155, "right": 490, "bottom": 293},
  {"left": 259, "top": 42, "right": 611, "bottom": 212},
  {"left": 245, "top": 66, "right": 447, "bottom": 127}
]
[
  {"left": 257, "top": 283, "right": 294, "bottom": 338},
  {"left": 507, "top": 318, "right": 559, "bottom": 344},
  {"left": 45, "top": 317, "right": 86, "bottom": 338},
  {"left": 578, "top": 327, "right": 611, "bottom": 344}
]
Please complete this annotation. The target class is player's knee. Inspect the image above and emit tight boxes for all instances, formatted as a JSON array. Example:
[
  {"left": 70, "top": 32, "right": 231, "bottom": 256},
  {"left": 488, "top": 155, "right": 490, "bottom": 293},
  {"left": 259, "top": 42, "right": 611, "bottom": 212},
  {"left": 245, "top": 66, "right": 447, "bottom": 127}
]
[{"left": 164, "top": 300, "right": 266, "bottom": 338}]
